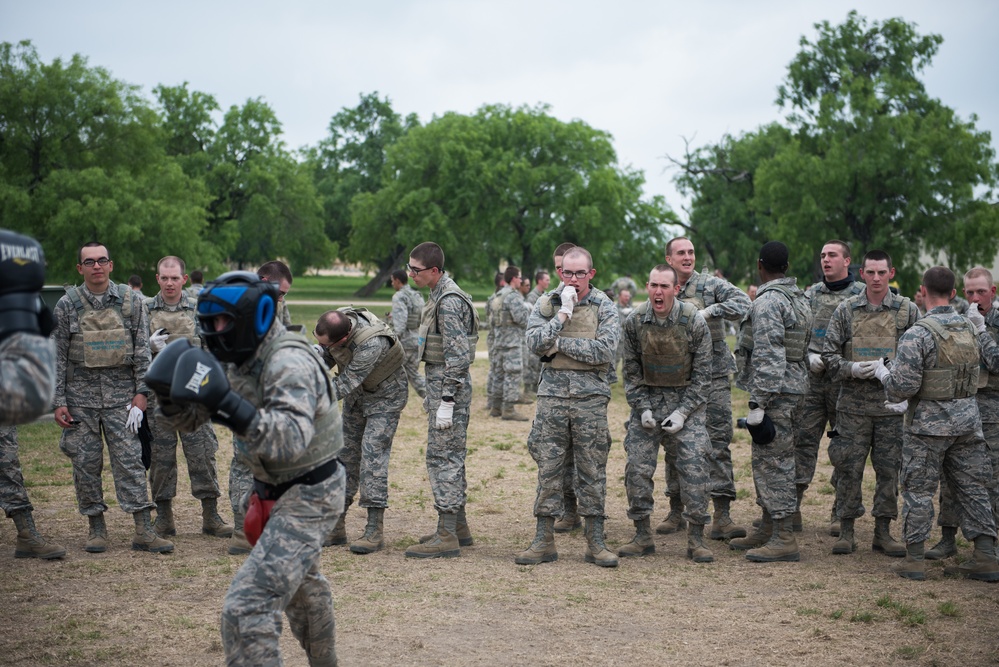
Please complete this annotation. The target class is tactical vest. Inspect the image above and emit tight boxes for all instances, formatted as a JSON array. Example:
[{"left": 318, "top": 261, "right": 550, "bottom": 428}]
[
  {"left": 485, "top": 291, "right": 502, "bottom": 330},
  {"left": 402, "top": 287, "right": 422, "bottom": 330},
  {"left": 809, "top": 282, "right": 864, "bottom": 351},
  {"left": 238, "top": 334, "right": 342, "bottom": 485},
  {"left": 65, "top": 284, "right": 134, "bottom": 369},
  {"left": 737, "top": 283, "right": 810, "bottom": 364},
  {"left": 635, "top": 301, "right": 697, "bottom": 387},
  {"left": 978, "top": 319, "right": 999, "bottom": 392},
  {"left": 679, "top": 272, "right": 725, "bottom": 344},
  {"left": 914, "top": 317, "right": 980, "bottom": 401},
  {"left": 326, "top": 308, "right": 405, "bottom": 391},
  {"left": 536, "top": 291, "right": 606, "bottom": 372},
  {"left": 494, "top": 286, "right": 517, "bottom": 327},
  {"left": 844, "top": 296, "right": 913, "bottom": 361},
  {"left": 146, "top": 295, "right": 201, "bottom": 352},
  {"left": 419, "top": 282, "right": 479, "bottom": 365}
]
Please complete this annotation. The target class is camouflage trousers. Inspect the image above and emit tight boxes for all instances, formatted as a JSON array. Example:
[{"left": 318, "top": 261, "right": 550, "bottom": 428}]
[
  {"left": 494, "top": 344, "right": 524, "bottom": 403},
  {"left": 900, "top": 430, "right": 997, "bottom": 544},
  {"left": 425, "top": 403, "right": 470, "bottom": 514},
  {"left": 794, "top": 373, "right": 840, "bottom": 489},
  {"left": 221, "top": 465, "right": 344, "bottom": 667},
  {"left": 528, "top": 395, "right": 611, "bottom": 518},
  {"left": 486, "top": 342, "right": 501, "bottom": 404},
  {"left": 341, "top": 404, "right": 402, "bottom": 509},
  {"left": 0, "top": 426, "right": 31, "bottom": 517},
  {"left": 936, "top": 420, "right": 999, "bottom": 529},
  {"left": 623, "top": 404, "right": 711, "bottom": 524},
  {"left": 229, "top": 447, "right": 254, "bottom": 527},
  {"left": 663, "top": 376, "right": 736, "bottom": 500},
  {"left": 147, "top": 395, "right": 222, "bottom": 502},
  {"left": 523, "top": 339, "right": 540, "bottom": 394},
  {"left": 830, "top": 411, "right": 901, "bottom": 520},
  {"left": 58, "top": 406, "right": 153, "bottom": 516},
  {"left": 402, "top": 341, "right": 427, "bottom": 399},
  {"left": 750, "top": 395, "right": 801, "bottom": 520}
]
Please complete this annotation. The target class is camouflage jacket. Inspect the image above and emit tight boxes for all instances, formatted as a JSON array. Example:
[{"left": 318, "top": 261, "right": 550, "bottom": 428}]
[
  {"left": 678, "top": 269, "right": 750, "bottom": 378},
  {"left": 974, "top": 305, "right": 999, "bottom": 423},
  {"left": 495, "top": 286, "right": 531, "bottom": 349},
  {"left": 526, "top": 287, "right": 544, "bottom": 307},
  {"left": 426, "top": 273, "right": 476, "bottom": 403},
  {"left": 0, "top": 332, "right": 55, "bottom": 425},
  {"left": 391, "top": 284, "right": 424, "bottom": 346},
  {"left": 324, "top": 316, "right": 408, "bottom": 416}
]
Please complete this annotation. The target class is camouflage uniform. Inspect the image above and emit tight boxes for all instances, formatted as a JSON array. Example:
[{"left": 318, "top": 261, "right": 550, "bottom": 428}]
[
  {"left": 185, "top": 283, "right": 204, "bottom": 299},
  {"left": 145, "top": 292, "right": 223, "bottom": 503},
  {"left": 0, "top": 426, "right": 32, "bottom": 517},
  {"left": 614, "top": 300, "right": 635, "bottom": 380},
  {"left": 494, "top": 286, "right": 531, "bottom": 404},
  {"left": 323, "top": 309, "right": 408, "bottom": 509},
  {"left": 163, "top": 323, "right": 344, "bottom": 666},
  {"left": 822, "top": 290, "right": 919, "bottom": 521},
  {"left": 52, "top": 282, "right": 155, "bottom": 517},
  {"left": 621, "top": 301, "right": 712, "bottom": 524},
  {"left": 882, "top": 306, "right": 997, "bottom": 545},
  {"left": 524, "top": 287, "right": 544, "bottom": 393},
  {"left": 665, "top": 270, "right": 751, "bottom": 501},
  {"left": 735, "top": 277, "right": 812, "bottom": 520},
  {"left": 420, "top": 273, "right": 478, "bottom": 513},
  {"left": 485, "top": 288, "right": 503, "bottom": 408},
  {"left": 391, "top": 284, "right": 427, "bottom": 398},
  {"left": 526, "top": 286, "right": 618, "bottom": 518},
  {"left": 0, "top": 333, "right": 56, "bottom": 425}
]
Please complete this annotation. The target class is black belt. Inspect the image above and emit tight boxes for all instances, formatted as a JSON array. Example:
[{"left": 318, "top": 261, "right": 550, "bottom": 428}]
[{"left": 253, "top": 458, "right": 340, "bottom": 501}]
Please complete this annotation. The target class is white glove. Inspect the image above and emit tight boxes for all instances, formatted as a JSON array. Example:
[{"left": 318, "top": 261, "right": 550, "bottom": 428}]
[
  {"left": 149, "top": 328, "right": 169, "bottom": 354},
  {"left": 967, "top": 304, "right": 986, "bottom": 334},
  {"left": 126, "top": 405, "right": 144, "bottom": 434},
  {"left": 850, "top": 360, "right": 879, "bottom": 380},
  {"left": 640, "top": 410, "right": 656, "bottom": 429},
  {"left": 884, "top": 399, "right": 908, "bottom": 414},
  {"left": 558, "top": 286, "right": 577, "bottom": 319},
  {"left": 661, "top": 410, "right": 685, "bottom": 434},
  {"left": 807, "top": 353, "right": 825, "bottom": 374},
  {"left": 312, "top": 344, "right": 325, "bottom": 357},
  {"left": 747, "top": 406, "right": 765, "bottom": 426},
  {"left": 435, "top": 401, "right": 454, "bottom": 429},
  {"left": 873, "top": 358, "right": 891, "bottom": 385}
]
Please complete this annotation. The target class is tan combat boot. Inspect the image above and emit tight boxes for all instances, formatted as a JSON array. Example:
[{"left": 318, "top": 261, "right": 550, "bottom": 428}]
[
  {"left": 655, "top": 495, "right": 686, "bottom": 535},
  {"left": 947, "top": 536, "right": 999, "bottom": 582},
  {"left": 554, "top": 496, "right": 582, "bottom": 533},
  {"left": 730, "top": 510, "right": 772, "bottom": 551},
  {"left": 925, "top": 526, "right": 958, "bottom": 560},
  {"left": 872, "top": 517, "right": 906, "bottom": 557},
  {"left": 419, "top": 508, "right": 474, "bottom": 546},
  {"left": 708, "top": 496, "right": 747, "bottom": 540},
  {"left": 686, "top": 523, "right": 714, "bottom": 563},
  {"left": 153, "top": 499, "right": 176, "bottom": 537},
  {"left": 501, "top": 402, "right": 530, "bottom": 421},
  {"left": 515, "top": 516, "right": 558, "bottom": 565},
  {"left": 832, "top": 517, "right": 856, "bottom": 554},
  {"left": 12, "top": 510, "right": 66, "bottom": 560},
  {"left": 618, "top": 517, "right": 655, "bottom": 558},
  {"left": 487, "top": 395, "right": 502, "bottom": 418},
  {"left": 828, "top": 508, "right": 840, "bottom": 537},
  {"left": 323, "top": 512, "right": 347, "bottom": 547},
  {"left": 228, "top": 511, "right": 252, "bottom": 555},
  {"left": 132, "top": 509, "right": 175, "bottom": 553},
  {"left": 894, "top": 541, "right": 925, "bottom": 581},
  {"left": 201, "top": 497, "right": 233, "bottom": 538},
  {"left": 86, "top": 513, "right": 108, "bottom": 553},
  {"left": 406, "top": 513, "right": 460, "bottom": 558},
  {"left": 746, "top": 517, "right": 800, "bottom": 562},
  {"left": 350, "top": 508, "right": 385, "bottom": 555},
  {"left": 792, "top": 484, "right": 806, "bottom": 532},
  {"left": 583, "top": 516, "right": 618, "bottom": 568}
]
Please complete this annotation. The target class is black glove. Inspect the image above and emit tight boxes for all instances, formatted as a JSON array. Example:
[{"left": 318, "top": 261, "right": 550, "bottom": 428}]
[
  {"left": 146, "top": 339, "right": 194, "bottom": 400},
  {"left": 170, "top": 348, "right": 258, "bottom": 435}
]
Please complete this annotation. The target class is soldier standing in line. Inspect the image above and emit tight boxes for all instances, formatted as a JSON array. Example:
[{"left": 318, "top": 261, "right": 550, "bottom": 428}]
[
  {"left": 617, "top": 264, "right": 715, "bottom": 563},
  {"left": 149, "top": 270, "right": 344, "bottom": 664},
  {"left": 313, "top": 307, "right": 408, "bottom": 554},
  {"left": 524, "top": 270, "right": 551, "bottom": 397},
  {"left": 494, "top": 265, "right": 533, "bottom": 421},
  {"left": 484, "top": 272, "right": 506, "bottom": 418},
  {"left": 515, "top": 246, "right": 620, "bottom": 568},
  {"left": 821, "top": 250, "right": 918, "bottom": 557},
  {"left": 0, "top": 229, "right": 66, "bottom": 560},
  {"left": 729, "top": 241, "right": 812, "bottom": 562},
  {"left": 186, "top": 269, "right": 206, "bottom": 298},
  {"left": 390, "top": 269, "right": 427, "bottom": 399},
  {"left": 52, "top": 242, "right": 173, "bottom": 554},
  {"left": 660, "top": 237, "right": 751, "bottom": 541},
  {"left": 404, "top": 242, "right": 479, "bottom": 559},
  {"left": 144, "top": 256, "right": 231, "bottom": 539},
  {"left": 873, "top": 266, "right": 999, "bottom": 582}
]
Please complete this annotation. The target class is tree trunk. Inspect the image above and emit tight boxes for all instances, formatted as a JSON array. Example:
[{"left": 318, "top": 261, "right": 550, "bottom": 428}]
[{"left": 354, "top": 244, "right": 406, "bottom": 298}]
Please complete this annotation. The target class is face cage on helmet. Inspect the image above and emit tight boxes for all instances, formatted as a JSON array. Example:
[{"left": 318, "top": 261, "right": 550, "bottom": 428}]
[{"left": 196, "top": 278, "right": 277, "bottom": 364}]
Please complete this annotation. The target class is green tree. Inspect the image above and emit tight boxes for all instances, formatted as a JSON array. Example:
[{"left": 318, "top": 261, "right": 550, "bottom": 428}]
[{"left": 153, "top": 82, "right": 220, "bottom": 179}]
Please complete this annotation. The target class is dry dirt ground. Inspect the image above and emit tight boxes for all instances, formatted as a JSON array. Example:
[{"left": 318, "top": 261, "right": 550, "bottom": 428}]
[{"left": 3, "top": 356, "right": 999, "bottom": 666}]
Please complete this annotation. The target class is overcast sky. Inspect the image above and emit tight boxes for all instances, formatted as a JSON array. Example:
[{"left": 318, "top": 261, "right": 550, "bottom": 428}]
[{"left": 4, "top": 1, "right": 997, "bottom": 218}]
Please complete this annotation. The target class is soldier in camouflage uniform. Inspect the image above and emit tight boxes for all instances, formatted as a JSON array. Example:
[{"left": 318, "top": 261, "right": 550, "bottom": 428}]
[
  {"left": 493, "top": 266, "right": 532, "bottom": 421},
  {"left": 524, "top": 270, "right": 550, "bottom": 396},
  {"left": 874, "top": 266, "right": 999, "bottom": 582},
  {"left": 259, "top": 260, "right": 294, "bottom": 328},
  {"left": 52, "top": 242, "right": 173, "bottom": 554},
  {"left": 617, "top": 264, "right": 714, "bottom": 563},
  {"left": 0, "top": 229, "right": 66, "bottom": 559},
  {"left": 390, "top": 269, "right": 427, "bottom": 399},
  {"left": 796, "top": 240, "right": 865, "bottom": 536},
  {"left": 485, "top": 272, "right": 506, "bottom": 417},
  {"left": 730, "top": 241, "right": 812, "bottom": 562},
  {"left": 145, "top": 256, "right": 231, "bottom": 539},
  {"left": 614, "top": 288, "right": 635, "bottom": 380},
  {"left": 404, "top": 242, "right": 479, "bottom": 559},
  {"left": 186, "top": 269, "right": 205, "bottom": 299},
  {"left": 923, "top": 267, "right": 999, "bottom": 563},
  {"left": 661, "top": 237, "right": 751, "bottom": 540},
  {"left": 151, "top": 271, "right": 344, "bottom": 665},
  {"left": 821, "top": 250, "right": 918, "bottom": 557},
  {"left": 314, "top": 307, "right": 408, "bottom": 554},
  {"left": 515, "top": 247, "right": 620, "bottom": 568}
]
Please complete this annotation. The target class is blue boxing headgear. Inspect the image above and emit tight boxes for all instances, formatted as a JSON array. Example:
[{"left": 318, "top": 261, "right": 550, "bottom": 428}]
[{"left": 197, "top": 271, "right": 278, "bottom": 365}]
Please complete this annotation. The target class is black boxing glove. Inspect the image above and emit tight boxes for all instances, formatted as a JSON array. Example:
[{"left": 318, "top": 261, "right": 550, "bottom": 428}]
[
  {"left": 146, "top": 339, "right": 194, "bottom": 400},
  {"left": 170, "top": 348, "right": 257, "bottom": 434}
]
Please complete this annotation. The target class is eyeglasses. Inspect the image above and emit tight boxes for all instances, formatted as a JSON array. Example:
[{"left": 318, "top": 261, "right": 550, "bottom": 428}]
[
  {"left": 81, "top": 257, "right": 111, "bottom": 268},
  {"left": 406, "top": 264, "right": 435, "bottom": 275},
  {"left": 561, "top": 270, "right": 591, "bottom": 280}
]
